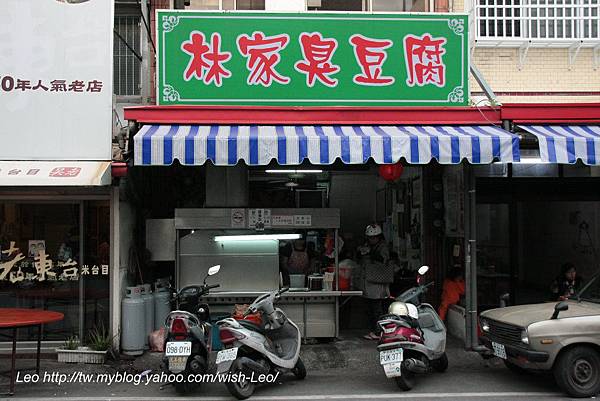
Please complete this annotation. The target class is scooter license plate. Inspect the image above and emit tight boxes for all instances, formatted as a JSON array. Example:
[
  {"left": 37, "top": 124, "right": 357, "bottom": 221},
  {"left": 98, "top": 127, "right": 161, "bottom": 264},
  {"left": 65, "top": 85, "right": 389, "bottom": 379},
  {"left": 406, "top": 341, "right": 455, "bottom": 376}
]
[
  {"left": 380, "top": 348, "right": 403, "bottom": 365},
  {"left": 492, "top": 341, "right": 507, "bottom": 359},
  {"left": 168, "top": 356, "right": 188, "bottom": 373},
  {"left": 165, "top": 341, "right": 192, "bottom": 356},
  {"left": 383, "top": 362, "right": 403, "bottom": 378},
  {"left": 216, "top": 347, "right": 238, "bottom": 364}
]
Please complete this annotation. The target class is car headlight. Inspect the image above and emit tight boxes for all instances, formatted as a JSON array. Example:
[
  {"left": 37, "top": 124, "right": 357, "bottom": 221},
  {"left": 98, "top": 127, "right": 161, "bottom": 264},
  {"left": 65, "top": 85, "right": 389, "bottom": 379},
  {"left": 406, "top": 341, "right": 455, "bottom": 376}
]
[
  {"left": 480, "top": 319, "right": 490, "bottom": 332},
  {"left": 521, "top": 329, "right": 529, "bottom": 345}
]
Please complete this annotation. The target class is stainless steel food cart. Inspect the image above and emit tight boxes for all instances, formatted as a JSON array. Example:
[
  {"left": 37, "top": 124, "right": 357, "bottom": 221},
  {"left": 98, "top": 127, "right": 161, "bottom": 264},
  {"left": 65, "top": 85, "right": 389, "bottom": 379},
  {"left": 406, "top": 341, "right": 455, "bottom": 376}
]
[{"left": 146, "top": 208, "right": 361, "bottom": 338}]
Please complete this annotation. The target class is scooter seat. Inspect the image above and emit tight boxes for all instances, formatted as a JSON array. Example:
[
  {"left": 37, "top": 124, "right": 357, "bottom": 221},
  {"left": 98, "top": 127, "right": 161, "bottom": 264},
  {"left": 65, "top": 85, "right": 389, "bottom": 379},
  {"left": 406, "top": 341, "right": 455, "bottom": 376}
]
[{"left": 237, "top": 319, "right": 266, "bottom": 335}]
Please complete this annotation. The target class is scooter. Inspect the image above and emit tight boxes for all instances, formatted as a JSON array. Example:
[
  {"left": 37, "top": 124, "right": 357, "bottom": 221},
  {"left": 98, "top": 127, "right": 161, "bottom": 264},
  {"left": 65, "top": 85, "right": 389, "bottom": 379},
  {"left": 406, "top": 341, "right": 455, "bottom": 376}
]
[
  {"left": 162, "top": 264, "right": 221, "bottom": 394},
  {"left": 215, "top": 287, "right": 305, "bottom": 400},
  {"left": 377, "top": 265, "right": 448, "bottom": 391}
]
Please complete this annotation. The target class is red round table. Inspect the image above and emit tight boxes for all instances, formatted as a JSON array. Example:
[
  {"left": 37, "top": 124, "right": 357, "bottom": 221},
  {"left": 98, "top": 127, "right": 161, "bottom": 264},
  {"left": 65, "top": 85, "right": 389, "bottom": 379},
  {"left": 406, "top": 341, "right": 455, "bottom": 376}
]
[{"left": 0, "top": 308, "right": 64, "bottom": 396}]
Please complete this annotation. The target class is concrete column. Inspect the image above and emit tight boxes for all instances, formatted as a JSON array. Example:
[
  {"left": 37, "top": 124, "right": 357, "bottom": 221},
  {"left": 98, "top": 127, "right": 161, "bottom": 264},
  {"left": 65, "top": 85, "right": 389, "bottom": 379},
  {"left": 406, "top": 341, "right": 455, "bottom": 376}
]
[{"left": 205, "top": 164, "right": 249, "bottom": 207}]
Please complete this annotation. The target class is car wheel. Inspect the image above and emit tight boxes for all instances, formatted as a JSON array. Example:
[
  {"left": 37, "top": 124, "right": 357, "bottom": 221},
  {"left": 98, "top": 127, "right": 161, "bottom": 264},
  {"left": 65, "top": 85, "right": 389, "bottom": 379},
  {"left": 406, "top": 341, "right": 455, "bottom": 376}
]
[
  {"left": 554, "top": 346, "right": 600, "bottom": 398},
  {"left": 504, "top": 359, "right": 528, "bottom": 375}
]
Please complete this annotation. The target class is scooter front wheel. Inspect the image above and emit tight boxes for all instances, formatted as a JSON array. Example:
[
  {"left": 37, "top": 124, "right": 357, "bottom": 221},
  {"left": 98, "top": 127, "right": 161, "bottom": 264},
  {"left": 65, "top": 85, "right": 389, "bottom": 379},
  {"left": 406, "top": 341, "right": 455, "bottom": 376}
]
[
  {"left": 394, "top": 370, "right": 415, "bottom": 391},
  {"left": 226, "top": 360, "right": 256, "bottom": 400}
]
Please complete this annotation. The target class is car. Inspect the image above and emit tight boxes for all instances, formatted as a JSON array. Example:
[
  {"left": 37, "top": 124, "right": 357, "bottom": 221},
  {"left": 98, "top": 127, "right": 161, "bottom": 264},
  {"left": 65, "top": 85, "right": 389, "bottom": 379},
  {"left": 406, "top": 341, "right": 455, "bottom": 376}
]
[{"left": 479, "top": 273, "right": 600, "bottom": 398}]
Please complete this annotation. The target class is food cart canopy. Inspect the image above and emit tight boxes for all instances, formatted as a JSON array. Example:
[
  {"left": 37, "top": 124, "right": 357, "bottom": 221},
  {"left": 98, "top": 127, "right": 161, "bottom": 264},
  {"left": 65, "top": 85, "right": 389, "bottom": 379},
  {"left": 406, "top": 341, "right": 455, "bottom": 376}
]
[
  {"left": 134, "top": 124, "right": 520, "bottom": 166},
  {"left": 519, "top": 125, "right": 600, "bottom": 165}
]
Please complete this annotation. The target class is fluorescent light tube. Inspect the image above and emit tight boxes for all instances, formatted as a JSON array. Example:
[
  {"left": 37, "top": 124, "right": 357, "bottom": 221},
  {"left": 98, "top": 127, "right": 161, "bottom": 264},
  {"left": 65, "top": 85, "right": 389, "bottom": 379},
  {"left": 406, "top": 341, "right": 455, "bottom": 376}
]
[
  {"left": 214, "top": 234, "right": 302, "bottom": 242},
  {"left": 265, "top": 169, "right": 323, "bottom": 174}
]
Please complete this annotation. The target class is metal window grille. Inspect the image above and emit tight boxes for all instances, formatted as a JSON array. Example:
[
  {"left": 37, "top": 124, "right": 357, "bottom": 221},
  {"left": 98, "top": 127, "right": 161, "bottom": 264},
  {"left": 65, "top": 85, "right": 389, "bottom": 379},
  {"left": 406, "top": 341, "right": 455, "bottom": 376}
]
[
  {"left": 114, "top": 15, "right": 141, "bottom": 96},
  {"left": 475, "top": 0, "right": 599, "bottom": 41}
]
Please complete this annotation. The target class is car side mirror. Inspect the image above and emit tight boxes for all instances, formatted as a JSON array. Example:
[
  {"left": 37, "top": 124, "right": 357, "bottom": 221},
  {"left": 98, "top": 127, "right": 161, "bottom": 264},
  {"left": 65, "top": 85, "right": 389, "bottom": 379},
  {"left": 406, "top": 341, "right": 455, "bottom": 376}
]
[{"left": 551, "top": 301, "right": 569, "bottom": 319}]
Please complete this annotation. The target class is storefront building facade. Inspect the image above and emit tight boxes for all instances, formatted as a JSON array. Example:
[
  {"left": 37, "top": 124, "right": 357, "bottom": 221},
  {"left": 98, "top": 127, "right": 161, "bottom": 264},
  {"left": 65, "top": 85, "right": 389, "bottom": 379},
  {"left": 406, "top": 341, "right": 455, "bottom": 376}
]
[
  {"left": 0, "top": 0, "right": 119, "bottom": 351},
  {"left": 115, "top": 0, "right": 600, "bottom": 351}
]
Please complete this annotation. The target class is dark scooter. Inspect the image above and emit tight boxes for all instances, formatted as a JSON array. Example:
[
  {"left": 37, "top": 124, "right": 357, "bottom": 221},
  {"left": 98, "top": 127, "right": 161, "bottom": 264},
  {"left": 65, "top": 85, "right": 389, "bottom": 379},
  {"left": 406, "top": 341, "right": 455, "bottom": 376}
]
[{"left": 162, "top": 264, "right": 221, "bottom": 394}]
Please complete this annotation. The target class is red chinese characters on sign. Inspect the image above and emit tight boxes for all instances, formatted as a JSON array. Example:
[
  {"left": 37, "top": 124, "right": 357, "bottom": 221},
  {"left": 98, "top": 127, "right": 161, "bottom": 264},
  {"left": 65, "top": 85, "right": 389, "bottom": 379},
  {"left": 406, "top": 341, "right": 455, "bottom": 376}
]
[
  {"left": 294, "top": 32, "right": 340, "bottom": 87},
  {"left": 181, "top": 31, "right": 232, "bottom": 86},
  {"left": 349, "top": 34, "right": 395, "bottom": 86},
  {"left": 49, "top": 167, "right": 81, "bottom": 177},
  {"left": 237, "top": 32, "right": 290, "bottom": 87},
  {"left": 404, "top": 34, "right": 447, "bottom": 88}
]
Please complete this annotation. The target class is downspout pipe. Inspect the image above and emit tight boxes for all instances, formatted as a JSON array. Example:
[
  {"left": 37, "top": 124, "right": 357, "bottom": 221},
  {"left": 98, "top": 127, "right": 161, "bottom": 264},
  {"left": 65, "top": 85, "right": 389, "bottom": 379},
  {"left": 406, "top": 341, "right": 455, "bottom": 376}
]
[{"left": 464, "top": 164, "right": 489, "bottom": 352}]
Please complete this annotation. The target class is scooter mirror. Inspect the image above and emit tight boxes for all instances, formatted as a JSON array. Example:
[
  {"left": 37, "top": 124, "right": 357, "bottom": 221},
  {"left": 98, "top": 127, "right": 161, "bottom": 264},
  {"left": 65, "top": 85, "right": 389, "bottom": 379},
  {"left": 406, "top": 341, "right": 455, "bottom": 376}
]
[
  {"left": 207, "top": 265, "right": 221, "bottom": 276},
  {"left": 418, "top": 265, "right": 429, "bottom": 276}
]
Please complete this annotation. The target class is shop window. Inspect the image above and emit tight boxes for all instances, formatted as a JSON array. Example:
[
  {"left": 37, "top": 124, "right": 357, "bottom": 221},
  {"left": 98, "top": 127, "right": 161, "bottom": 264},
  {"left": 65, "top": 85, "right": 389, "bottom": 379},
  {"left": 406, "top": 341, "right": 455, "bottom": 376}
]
[
  {"left": 187, "top": 0, "right": 220, "bottom": 9},
  {"left": 0, "top": 201, "right": 110, "bottom": 342},
  {"left": 114, "top": 15, "right": 141, "bottom": 97},
  {"left": 371, "top": 0, "right": 427, "bottom": 12},
  {"left": 476, "top": 0, "right": 598, "bottom": 40},
  {"left": 187, "top": 0, "right": 265, "bottom": 9},
  {"left": 307, "top": 0, "right": 363, "bottom": 10}
]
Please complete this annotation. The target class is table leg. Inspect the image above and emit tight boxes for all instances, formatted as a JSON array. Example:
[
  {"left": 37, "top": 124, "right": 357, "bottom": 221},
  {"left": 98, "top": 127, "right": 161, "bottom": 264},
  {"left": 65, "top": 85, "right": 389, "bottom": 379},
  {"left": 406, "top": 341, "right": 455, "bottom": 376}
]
[
  {"left": 9, "top": 327, "right": 17, "bottom": 396},
  {"left": 36, "top": 324, "right": 42, "bottom": 374}
]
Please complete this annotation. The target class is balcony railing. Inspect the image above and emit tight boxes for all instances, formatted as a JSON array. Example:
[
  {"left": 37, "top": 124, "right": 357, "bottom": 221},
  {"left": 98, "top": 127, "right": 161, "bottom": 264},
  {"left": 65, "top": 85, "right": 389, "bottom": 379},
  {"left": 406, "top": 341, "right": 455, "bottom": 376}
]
[{"left": 473, "top": 0, "right": 599, "bottom": 44}]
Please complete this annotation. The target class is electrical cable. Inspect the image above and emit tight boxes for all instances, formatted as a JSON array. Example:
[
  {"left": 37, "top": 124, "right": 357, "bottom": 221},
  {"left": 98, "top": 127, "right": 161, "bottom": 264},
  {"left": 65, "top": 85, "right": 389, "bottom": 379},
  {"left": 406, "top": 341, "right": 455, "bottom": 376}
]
[{"left": 138, "top": 0, "right": 157, "bottom": 54}]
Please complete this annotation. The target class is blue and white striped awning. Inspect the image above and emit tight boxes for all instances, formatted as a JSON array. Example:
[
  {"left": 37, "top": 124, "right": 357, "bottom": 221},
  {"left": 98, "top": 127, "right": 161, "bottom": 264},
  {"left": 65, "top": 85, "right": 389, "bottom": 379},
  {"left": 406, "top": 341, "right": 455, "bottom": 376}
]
[
  {"left": 519, "top": 125, "right": 600, "bottom": 165},
  {"left": 134, "top": 125, "right": 520, "bottom": 166}
]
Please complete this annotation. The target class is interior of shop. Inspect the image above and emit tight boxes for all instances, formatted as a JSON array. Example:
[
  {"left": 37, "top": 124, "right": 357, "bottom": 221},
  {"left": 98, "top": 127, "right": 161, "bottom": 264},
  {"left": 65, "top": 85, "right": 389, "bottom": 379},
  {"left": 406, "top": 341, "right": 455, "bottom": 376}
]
[
  {"left": 125, "top": 160, "right": 472, "bottom": 336},
  {"left": 476, "top": 170, "right": 600, "bottom": 310}
]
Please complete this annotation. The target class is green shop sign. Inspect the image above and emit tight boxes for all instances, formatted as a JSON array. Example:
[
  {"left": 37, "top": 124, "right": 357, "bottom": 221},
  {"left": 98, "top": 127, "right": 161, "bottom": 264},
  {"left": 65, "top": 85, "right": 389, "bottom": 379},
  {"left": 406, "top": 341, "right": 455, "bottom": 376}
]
[{"left": 157, "top": 11, "right": 469, "bottom": 106}]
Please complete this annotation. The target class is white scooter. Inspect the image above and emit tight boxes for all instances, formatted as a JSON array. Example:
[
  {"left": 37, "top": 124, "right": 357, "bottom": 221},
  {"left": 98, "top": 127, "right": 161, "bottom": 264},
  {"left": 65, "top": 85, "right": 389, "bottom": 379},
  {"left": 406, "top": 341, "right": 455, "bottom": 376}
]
[{"left": 215, "top": 287, "right": 305, "bottom": 399}]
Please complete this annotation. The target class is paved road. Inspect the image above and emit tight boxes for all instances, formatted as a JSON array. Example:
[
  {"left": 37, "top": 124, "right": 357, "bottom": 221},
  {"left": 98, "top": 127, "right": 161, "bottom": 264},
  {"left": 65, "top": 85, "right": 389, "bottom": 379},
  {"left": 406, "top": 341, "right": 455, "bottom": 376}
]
[
  {"left": 0, "top": 363, "right": 569, "bottom": 400},
  {"left": 0, "top": 334, "right": 574, "bottom": 400}
]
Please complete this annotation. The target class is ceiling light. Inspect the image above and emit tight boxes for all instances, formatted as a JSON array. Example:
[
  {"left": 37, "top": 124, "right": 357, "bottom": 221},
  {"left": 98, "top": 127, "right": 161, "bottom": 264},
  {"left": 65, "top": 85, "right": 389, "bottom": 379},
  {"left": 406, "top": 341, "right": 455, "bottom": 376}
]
[
  {"left": 214, "top": 234, "right": 302, "bottom": 242},
  {"left": 265, "top": 169, "right": 323, "bottom": 174}
]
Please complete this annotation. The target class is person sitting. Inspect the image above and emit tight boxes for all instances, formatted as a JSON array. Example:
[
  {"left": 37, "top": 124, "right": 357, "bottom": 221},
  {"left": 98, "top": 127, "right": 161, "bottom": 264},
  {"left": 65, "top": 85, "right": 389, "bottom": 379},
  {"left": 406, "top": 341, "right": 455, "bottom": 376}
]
[
  {"left": 438, "top": 266, "right": 465, "bottom": 321},
  {"left": 550, "top": 262, "right": 583, "bottom": 301}
]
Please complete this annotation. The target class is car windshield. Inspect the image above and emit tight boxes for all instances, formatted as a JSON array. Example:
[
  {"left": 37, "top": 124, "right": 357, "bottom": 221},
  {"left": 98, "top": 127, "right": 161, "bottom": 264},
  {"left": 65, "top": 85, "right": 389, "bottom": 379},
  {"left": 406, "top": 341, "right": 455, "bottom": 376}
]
[{"left": 578, "top": 274, "right": 600, "bottom": 303}]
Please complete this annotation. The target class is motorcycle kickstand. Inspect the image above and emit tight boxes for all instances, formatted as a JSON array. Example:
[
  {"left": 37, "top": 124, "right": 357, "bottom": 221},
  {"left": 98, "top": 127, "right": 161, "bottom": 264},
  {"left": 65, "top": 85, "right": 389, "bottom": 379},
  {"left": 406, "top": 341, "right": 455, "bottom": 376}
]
[{"left": 159, "top": 382, "right": 174, "bottom": 391}]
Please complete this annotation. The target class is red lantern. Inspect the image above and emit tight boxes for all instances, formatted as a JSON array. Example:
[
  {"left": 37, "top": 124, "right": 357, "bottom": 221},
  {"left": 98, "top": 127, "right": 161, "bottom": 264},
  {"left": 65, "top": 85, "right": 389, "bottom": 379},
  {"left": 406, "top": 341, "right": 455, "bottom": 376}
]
[{"left": 378, "top": 163, "right": 404, "bottom": 182}]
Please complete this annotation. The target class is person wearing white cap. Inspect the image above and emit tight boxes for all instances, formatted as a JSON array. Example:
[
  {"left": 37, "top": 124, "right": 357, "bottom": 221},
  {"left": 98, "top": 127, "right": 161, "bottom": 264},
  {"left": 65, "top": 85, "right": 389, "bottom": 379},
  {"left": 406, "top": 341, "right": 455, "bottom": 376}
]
[{"left": 359, "top": 223, "right": 392, "bottom": 340}]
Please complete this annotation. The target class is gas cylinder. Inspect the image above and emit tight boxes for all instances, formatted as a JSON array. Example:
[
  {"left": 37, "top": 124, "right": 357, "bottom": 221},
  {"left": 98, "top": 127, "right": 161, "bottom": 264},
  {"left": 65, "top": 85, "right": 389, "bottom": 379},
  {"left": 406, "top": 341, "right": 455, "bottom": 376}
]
[
  {"left": 140, "top": 284, "right": 154, "bottom": 349},
  {"left": 121, "top": 286, "right": 145, "bottom": 356},
  {"left": 153, "top": 280, "right": 171, "bottom": 331}
]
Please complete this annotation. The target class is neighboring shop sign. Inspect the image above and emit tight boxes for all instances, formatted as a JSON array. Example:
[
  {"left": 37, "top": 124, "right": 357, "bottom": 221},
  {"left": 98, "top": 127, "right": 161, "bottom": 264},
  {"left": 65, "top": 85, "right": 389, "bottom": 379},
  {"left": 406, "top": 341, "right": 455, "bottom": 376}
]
[
  {"left": 157, "top": 12, "right": 468, "bottom": 106},
  {"left": 0, "top": 161, "right": 111, "bottom": 186},
  {"left": 0, "top": 0, "right": 113, "bottom": 160},
  {"left": 0, "top": 242, "right": 108, "bottom": 283}
]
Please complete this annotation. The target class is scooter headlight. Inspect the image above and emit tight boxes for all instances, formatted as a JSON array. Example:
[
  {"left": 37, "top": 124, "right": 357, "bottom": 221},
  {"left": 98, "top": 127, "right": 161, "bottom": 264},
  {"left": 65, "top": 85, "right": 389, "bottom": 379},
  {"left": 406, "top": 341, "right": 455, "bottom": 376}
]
[{"left": 521, "top": 329, "right": 529, "bottom": 345}]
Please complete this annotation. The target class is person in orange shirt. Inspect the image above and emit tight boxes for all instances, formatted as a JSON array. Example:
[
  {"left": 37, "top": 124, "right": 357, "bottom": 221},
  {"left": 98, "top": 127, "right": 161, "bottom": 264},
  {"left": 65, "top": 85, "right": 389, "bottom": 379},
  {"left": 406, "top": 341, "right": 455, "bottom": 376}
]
[{"left": 438, "top": 267, "right": 465, "bottom": 321}]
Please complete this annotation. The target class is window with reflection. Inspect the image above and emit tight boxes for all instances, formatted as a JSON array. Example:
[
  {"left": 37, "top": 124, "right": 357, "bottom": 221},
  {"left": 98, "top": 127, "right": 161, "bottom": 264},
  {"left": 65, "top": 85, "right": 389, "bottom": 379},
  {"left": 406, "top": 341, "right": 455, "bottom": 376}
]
[{"left": 0, "top": 201, "right": 109, "bottom": 341}]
